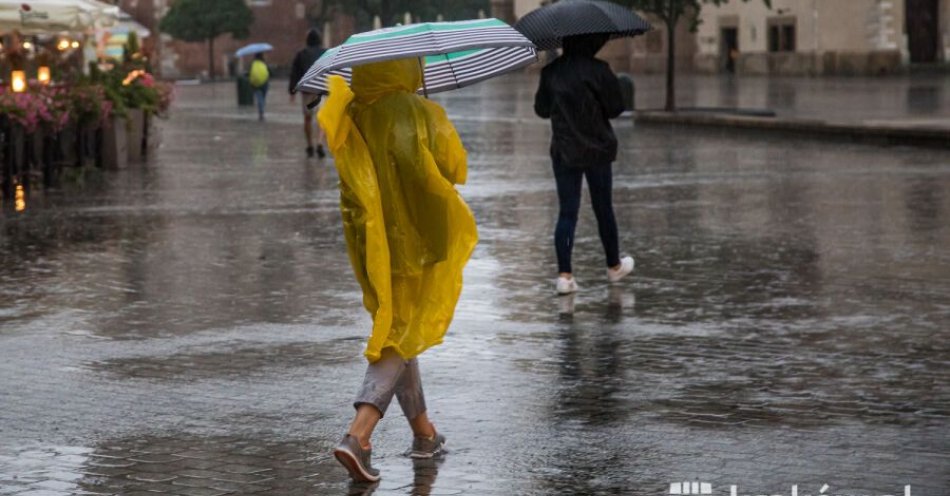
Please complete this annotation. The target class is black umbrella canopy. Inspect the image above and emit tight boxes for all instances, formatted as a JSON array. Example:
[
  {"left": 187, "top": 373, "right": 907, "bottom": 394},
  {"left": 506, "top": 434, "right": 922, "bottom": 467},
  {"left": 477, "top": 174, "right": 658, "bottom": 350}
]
[{"left": 514, "top": 0, "right": 652, "bottom": 51}]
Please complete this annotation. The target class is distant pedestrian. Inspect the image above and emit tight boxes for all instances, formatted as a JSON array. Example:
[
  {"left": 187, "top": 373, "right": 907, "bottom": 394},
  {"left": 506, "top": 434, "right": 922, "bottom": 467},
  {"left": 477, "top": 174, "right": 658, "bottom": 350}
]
[
  {"left": 317, "top": 58, "right": 477, "bottom": 483},
  {"left": 534, "top": 34, "right": 634, "bottom": 294},
  {"left": 248, "top": 53, "right": 270, "bottom": 121},
  {"left": 289, "top": 29, "right": 327, "bottom": 158}
]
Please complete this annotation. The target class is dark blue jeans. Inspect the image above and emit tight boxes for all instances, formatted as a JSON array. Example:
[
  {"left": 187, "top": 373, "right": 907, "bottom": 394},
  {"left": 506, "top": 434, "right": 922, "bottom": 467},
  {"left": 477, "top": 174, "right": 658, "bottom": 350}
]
[
  {"left": 253, "top": 82, "right": 269, "bottom": 118},
  {"left": 552, "top": 159, "right": 620, "bottom": 274}
]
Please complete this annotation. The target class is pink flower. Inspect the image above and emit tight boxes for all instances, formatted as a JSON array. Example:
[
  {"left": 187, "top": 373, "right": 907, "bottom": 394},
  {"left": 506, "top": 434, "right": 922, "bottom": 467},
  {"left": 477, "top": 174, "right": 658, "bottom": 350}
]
[{"left": 139, "top": 72, "right": 155, "bottom": 88}]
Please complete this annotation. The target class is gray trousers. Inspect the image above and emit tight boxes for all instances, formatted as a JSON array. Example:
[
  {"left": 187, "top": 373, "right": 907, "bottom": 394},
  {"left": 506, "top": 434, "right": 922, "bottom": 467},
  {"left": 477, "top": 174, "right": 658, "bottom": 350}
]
[{"left": 354, "top": 347, "right": 427, "bottom": 420}]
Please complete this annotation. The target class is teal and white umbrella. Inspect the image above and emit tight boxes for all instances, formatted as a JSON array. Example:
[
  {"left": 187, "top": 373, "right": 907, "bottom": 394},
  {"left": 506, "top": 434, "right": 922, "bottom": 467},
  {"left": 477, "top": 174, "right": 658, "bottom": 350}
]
[{"left": 295, "top": 18, "right": 537, "bottom": 96}]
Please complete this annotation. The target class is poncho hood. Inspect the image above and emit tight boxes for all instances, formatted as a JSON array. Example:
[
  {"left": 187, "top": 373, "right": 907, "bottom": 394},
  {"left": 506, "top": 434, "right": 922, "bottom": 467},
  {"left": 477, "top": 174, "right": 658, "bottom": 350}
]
[{"left": 351, "top": 58, "right": 424, "bottom": 104}]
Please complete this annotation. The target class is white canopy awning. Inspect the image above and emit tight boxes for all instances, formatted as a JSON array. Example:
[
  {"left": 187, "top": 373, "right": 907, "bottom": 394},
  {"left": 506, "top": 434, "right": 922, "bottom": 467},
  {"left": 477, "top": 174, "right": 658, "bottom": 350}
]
[{"left": 0, "top": 0, "right": 119, "bottom": 35}]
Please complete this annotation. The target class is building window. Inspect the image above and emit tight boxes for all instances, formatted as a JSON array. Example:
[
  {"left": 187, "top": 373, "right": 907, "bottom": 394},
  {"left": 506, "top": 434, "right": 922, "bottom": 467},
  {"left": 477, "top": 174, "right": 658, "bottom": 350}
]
[{"left": 768, "top": 18, "right": 796, "bottom": 52}]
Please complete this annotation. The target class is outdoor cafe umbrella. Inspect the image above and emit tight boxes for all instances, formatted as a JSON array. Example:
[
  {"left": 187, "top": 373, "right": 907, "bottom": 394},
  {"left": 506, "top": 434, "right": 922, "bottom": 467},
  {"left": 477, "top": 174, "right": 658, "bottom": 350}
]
[
  {"left": 235, "top": 42, "right": 273, "bottom": 58},
  {"left": 295, "top": 17, "right": 537, "bottom": 99},
  {"left": 513, "top": 0, "right": 651, "bottom": 50},
  {"left": 0, "top": 0, "right": 118, "bottom": 34}
]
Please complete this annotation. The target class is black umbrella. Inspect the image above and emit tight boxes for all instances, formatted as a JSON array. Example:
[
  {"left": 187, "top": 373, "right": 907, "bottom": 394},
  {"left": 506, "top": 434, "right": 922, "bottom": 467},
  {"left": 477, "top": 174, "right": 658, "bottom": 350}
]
[{"left": 514, "top": 0, "right": 651, "bottom": 50}]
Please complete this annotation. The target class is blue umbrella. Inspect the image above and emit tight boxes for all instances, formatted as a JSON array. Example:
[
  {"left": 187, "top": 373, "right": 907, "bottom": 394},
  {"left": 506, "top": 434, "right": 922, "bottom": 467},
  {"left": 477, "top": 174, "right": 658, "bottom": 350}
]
[{"left": 235, "top": 43, "right": 273, "bottom": 57}]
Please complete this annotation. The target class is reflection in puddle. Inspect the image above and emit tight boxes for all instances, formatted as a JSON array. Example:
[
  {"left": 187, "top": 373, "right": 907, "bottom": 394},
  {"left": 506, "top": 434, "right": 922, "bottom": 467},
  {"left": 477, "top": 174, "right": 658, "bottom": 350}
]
[{"left": 15, "top": 184, "right": 26, "bottom": 212}]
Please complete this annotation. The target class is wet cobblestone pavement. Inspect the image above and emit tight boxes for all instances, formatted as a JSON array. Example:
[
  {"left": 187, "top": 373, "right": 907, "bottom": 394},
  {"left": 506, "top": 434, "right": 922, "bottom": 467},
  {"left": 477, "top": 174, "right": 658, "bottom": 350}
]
[{"left": 1, "top": 75, "right": 949, "bottom": 495}]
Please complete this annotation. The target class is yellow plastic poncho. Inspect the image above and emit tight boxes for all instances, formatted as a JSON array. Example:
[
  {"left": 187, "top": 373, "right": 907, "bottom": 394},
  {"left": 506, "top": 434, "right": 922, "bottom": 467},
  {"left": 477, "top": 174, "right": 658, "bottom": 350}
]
[{"left": 318, "top": 59, "right": 478, "bottom": 363}]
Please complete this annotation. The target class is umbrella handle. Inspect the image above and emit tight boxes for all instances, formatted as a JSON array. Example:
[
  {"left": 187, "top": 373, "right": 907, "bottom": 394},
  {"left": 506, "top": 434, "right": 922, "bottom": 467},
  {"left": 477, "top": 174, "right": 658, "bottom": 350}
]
[{"left": 418, "top": 57, "right": 429, "bottom": 98}]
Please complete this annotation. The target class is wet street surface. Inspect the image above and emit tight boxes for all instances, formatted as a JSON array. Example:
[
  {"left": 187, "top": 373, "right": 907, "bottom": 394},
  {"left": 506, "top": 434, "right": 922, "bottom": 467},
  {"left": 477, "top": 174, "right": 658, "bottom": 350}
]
[{"left": 1, "top": 75, "right": 949, "bottom": 495}]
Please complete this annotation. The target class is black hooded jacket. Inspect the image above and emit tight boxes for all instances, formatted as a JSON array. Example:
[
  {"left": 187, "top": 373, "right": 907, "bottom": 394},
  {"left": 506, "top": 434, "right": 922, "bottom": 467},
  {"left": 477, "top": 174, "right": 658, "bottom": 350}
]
[
  {"left": 289, "top": 30, "right": 326, "bottom": 94},
  {"left": 534, "top": 35, "right": 625, "bottom": 167}
]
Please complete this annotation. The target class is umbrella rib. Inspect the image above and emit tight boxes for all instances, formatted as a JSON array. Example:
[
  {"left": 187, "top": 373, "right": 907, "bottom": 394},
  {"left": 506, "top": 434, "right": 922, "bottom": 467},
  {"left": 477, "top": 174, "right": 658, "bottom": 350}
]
[
  {"left": 446, "top": 53, "right": 461, "bottom": 90},
  {"left": 419, "top": 57, "right": 429, "bottom": 98}
]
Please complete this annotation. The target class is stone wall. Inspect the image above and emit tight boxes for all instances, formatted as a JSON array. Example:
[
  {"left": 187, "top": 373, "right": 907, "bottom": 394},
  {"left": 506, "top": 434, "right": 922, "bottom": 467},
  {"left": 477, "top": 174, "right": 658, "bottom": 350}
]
[
  {"left": 692, "top": 0, "right": 913, "bottom": 76},
  {"left": 696, "top": 50, "right": 903, "bottom": 76}
]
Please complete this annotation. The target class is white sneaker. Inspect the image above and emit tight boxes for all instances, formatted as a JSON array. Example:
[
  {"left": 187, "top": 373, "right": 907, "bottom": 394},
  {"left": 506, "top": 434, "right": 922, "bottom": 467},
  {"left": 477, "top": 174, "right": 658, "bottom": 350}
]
[
  {"left": 556, "top": 276, "right": 578, "bottom": 295},
  {"left": 607, "top": 256, "right": 635, "bottom": 283}
]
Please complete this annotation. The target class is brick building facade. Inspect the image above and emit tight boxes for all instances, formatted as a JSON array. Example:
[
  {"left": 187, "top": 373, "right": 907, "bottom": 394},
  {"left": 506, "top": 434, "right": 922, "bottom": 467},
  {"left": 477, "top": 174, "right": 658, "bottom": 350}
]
[{"left": 115, "top": 0, "right": 355, "bottom": 79}]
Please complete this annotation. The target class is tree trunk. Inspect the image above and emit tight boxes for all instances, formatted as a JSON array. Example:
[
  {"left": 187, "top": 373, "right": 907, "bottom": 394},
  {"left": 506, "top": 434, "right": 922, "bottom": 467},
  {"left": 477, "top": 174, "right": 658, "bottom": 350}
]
[
  {"left": 665, "top": 17, "right": 676, "bottom": 111},
  {"left": 208, "top": 36, "right": 216, "bottom": 81}
]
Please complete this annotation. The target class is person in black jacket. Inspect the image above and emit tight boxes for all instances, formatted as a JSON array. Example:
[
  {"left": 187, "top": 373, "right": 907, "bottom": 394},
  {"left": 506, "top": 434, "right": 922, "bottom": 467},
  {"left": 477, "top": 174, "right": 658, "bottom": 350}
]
[
  {"left": 534, "top": 34, "right": 634, "bottom": 295},
  {"left": 289, "top": 29, "right": 327, "bottom": 158}
]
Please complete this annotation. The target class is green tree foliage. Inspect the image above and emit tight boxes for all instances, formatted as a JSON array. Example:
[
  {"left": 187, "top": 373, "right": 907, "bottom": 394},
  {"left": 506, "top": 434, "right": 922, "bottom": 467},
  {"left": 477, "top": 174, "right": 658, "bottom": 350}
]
[
  {"left": 159, "top": 0, "right": 254, "bottom": 79},
  {"left": 611, "top": 0, "right": 770, "bottom": 110}
]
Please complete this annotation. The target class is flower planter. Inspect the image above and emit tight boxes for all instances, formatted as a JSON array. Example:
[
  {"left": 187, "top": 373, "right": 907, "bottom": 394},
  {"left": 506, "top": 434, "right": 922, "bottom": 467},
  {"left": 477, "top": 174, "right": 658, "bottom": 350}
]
[
  {"left": 58, "top": 127, "right": 78, "bottom": 166},
  {"left": 127, "top": 108, "right": 145, "bottom": 163},
  {"left": 100, "top": 116, "right": 128, "bottom": 170},
  {"left": 143, "top": 113, "right": 162, "bottom": 158}
]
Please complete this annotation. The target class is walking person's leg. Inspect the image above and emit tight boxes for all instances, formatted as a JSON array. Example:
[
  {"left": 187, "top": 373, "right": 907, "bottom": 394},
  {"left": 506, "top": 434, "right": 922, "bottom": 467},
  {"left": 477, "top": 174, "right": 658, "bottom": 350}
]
[
  {"left": 585, "top": 164, "right": 634, "bottom": 281},
  {"left": 584, "top": 164, "right": 620, "bottom": 268},
  {"left": 553, "top": 158, "right": 584, "bottom": 293},
  {"left": 303, "top": 106, "right": 314, "bottom": 155},
  {"left": 261, "top": 83, "right": 269, "bottom": 119},
  {"left": 255, "top": 89, "right": 264, "bottom": 120},
  {"left": 302, "top": 97, "right": 326, "bottom": 158},
  {"left": 303, "top": 98, "right": 316, "bottom": 157},
  {"left": 336, "top": 348, "right": 439, "bottom": 482},
  {"left": 255, "top": 83, "right": 269, "bottom": 121},
  {"left": 336, "top": 349, "right": 401, "bottom": 482},
  {"left": 394, "top": 358, "right": 444, "bottom": 458},
  {"left": 315, "top": 116, "right": 326, "bottom": 158}
]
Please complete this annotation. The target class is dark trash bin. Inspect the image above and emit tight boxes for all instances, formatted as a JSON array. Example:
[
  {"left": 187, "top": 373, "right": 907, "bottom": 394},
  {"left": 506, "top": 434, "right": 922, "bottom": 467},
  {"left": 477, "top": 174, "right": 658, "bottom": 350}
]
[
  {"left": 616, "top": 73, "right": 635, "bottom": 111},
  {"left": 237, "top": 76, "right": 254, "bottom": 106}
]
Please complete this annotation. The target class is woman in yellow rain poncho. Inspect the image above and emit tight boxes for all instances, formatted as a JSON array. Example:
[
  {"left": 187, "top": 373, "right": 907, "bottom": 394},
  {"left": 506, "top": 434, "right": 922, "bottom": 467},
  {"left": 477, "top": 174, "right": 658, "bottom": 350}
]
[{"left": 318, "top": 58, "right": 477, "bottom": 483}]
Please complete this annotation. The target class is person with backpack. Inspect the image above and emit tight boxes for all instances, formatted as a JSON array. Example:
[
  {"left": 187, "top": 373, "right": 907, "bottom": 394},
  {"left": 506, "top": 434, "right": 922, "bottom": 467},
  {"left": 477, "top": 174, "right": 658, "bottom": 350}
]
[
  {"left": 289, "top": 29, "right": 327, "bottom": 158},
  {"left": 249, "top": 53, "right": 270, "bottom": 121},
  {"left": 534, "top": 34, "right": 635, "bottom": 295}
]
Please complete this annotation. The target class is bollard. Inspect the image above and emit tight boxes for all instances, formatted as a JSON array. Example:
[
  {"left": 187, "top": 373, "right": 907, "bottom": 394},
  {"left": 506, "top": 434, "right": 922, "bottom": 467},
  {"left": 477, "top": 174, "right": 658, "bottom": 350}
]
[
  {"left": 236, "top": 76, "right": 254, "bottom": 106},
  {"left": 616, "top": 72, "right": 635, "bottom": 111}
]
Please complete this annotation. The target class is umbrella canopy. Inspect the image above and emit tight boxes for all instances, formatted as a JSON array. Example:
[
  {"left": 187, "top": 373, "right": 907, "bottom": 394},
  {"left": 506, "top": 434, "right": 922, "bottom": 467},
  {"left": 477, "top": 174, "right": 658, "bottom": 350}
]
[
  {"left": 296, "top": 18, "right": 537, "bottom": 96},
  {"left": 0, "top": 0, "right": 118, "bottom": 34},
  {"left": 103, "top": 13, "right": 150, "bottom": 59},
  {"left": 235, "top": 42, "right": 273, "bottom": 58},
  {"left": 514, "top": 0, "right": 651, "bottom": 50},
  {"left": 112, "top": 12, "right": 150, "bottom": 38}
]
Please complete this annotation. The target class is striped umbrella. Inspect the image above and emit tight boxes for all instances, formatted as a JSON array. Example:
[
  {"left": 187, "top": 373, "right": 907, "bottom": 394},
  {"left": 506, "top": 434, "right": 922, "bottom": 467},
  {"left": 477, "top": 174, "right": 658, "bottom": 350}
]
[
  {"left": 295, "top": 18, "right": 537, "bottom": 96},
  {"left": 514, "top": 0, "right": 651, "bottom": 51}
]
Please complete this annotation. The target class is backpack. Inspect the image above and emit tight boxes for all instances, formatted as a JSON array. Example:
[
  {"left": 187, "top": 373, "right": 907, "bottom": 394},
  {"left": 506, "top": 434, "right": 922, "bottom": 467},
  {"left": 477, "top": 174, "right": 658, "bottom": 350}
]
[{"left": 249, "top": 60, "right": 269, "bottom": 88}]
